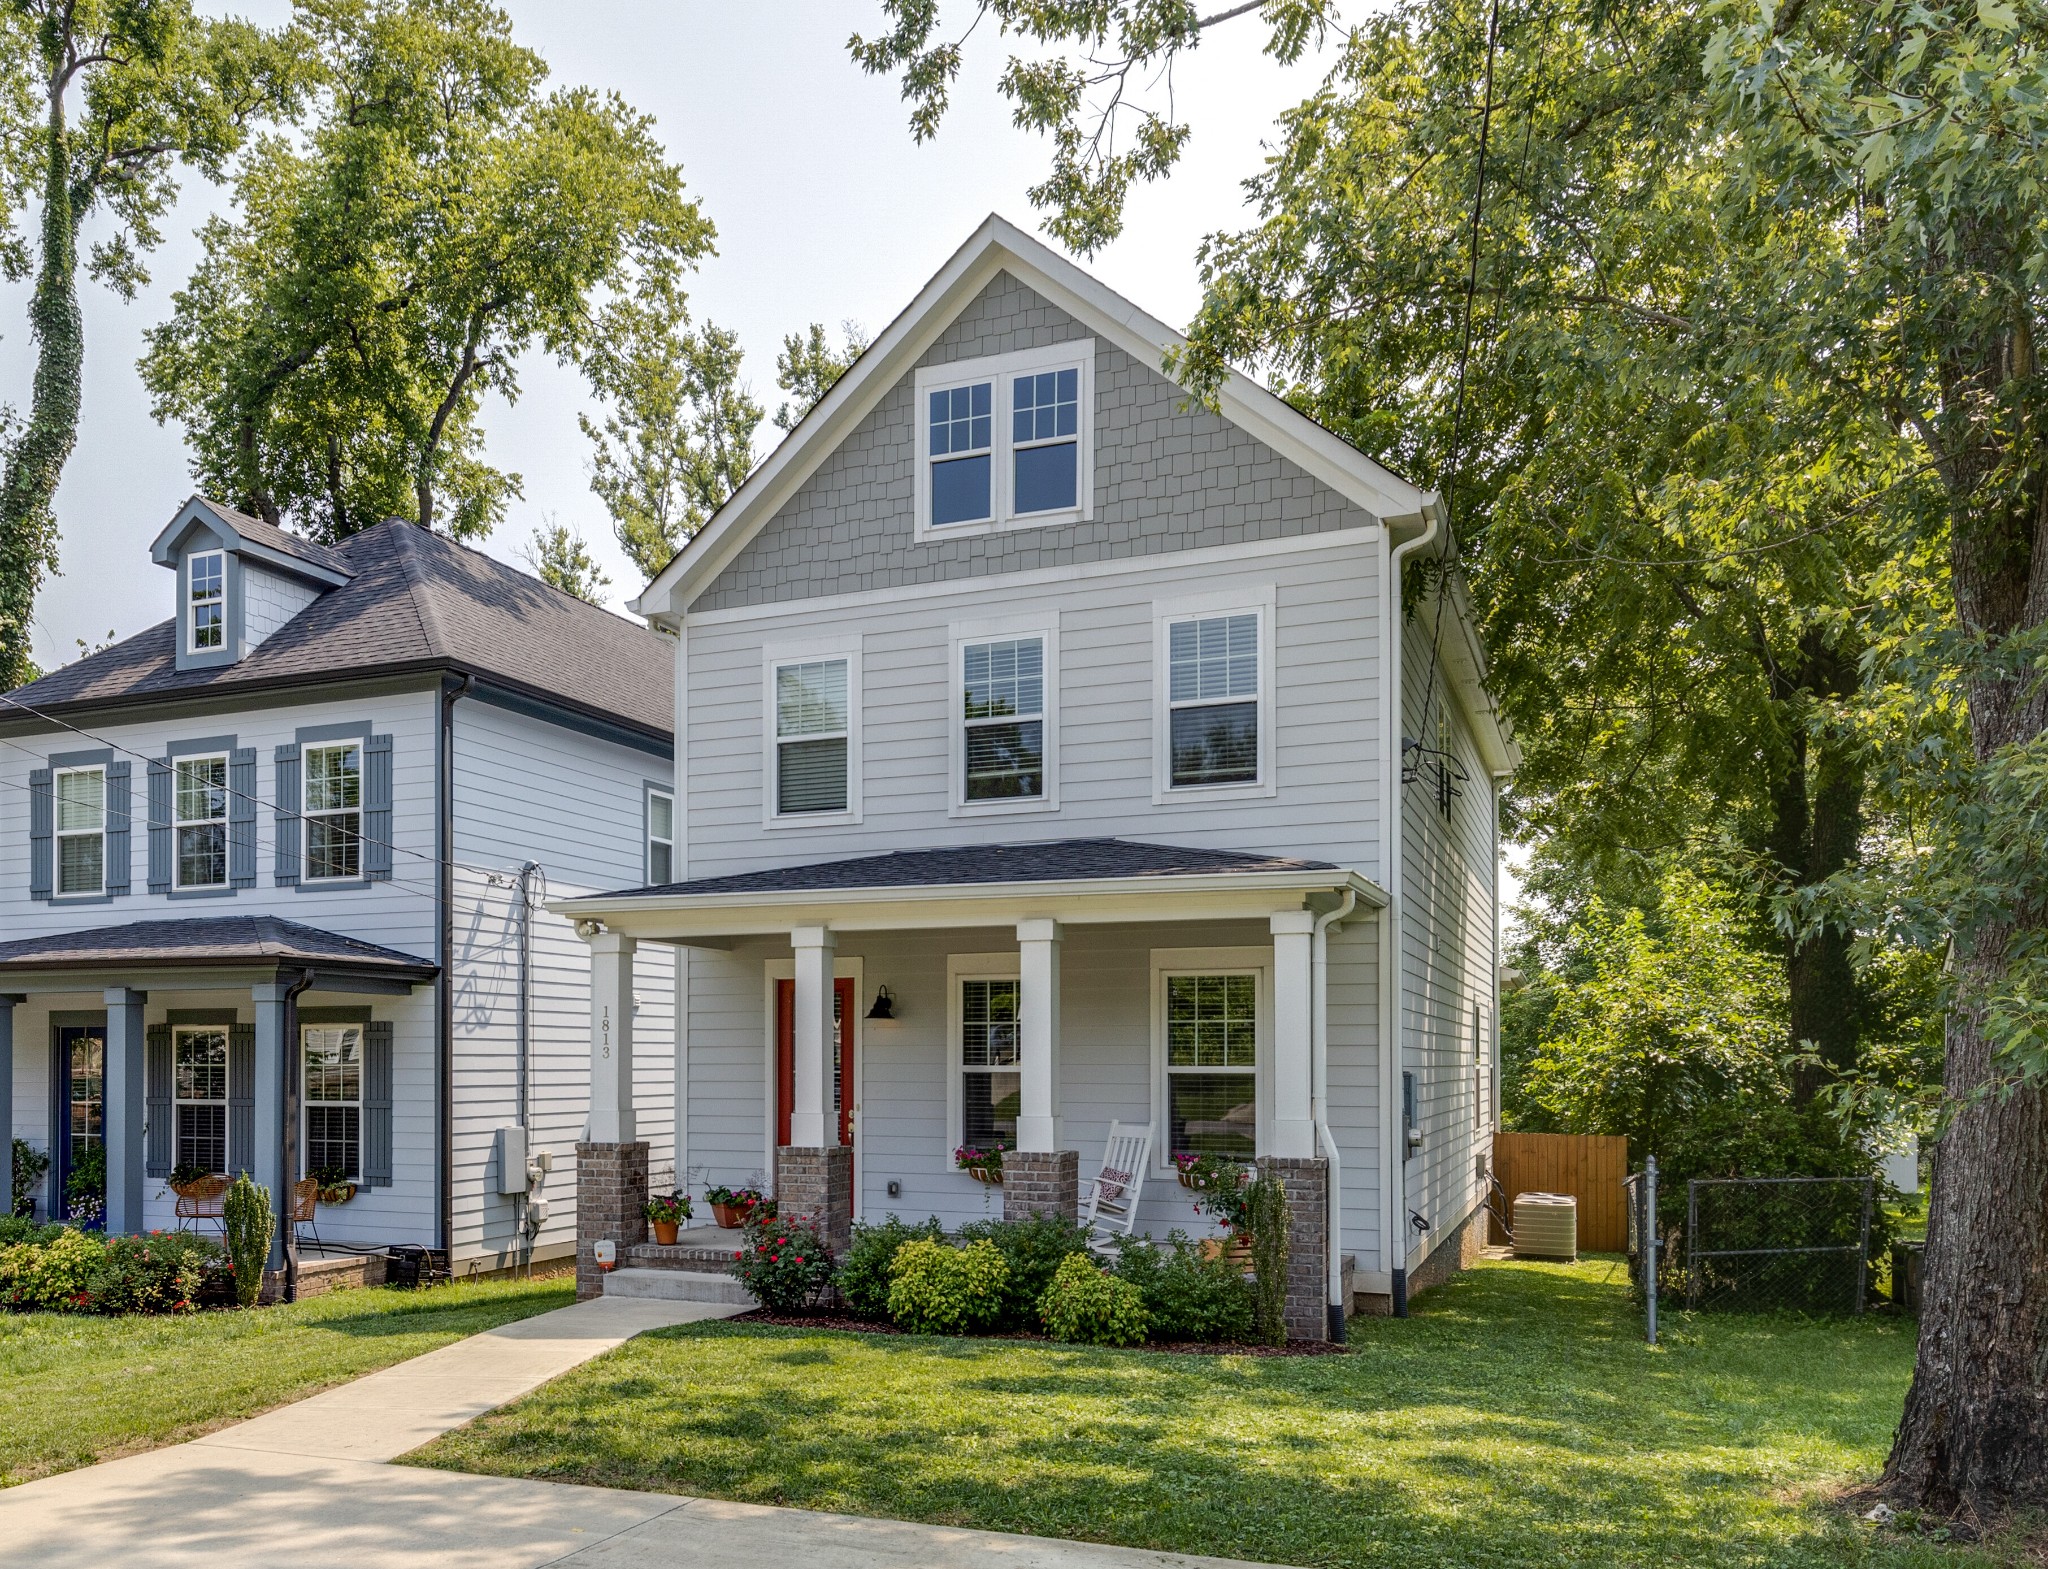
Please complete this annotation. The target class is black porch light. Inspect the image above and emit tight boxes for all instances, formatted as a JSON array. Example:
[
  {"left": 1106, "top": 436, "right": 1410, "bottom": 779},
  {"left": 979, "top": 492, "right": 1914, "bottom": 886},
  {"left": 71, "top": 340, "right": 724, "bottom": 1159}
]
[{"left": 865, "top": 985, "right": 896, "bottom": 1021}]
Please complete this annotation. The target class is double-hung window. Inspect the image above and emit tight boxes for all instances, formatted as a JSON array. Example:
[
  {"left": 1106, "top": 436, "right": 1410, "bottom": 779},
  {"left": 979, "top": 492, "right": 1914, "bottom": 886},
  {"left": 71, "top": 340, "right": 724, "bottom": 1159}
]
[
  {"left": 916, "top": 344, "right": 1093, "bottom": 537},
  {"left": 960, "top": 635, "right": 1046, "bottom": 805},
  {"left": 188, "top": 550, "right": 225, "bottom": 652},
  {"left": 303, "top": 1024, "right": 363, "bottom": 1181},
  {"left": 646, "top": 788, "right": 676, "bottom": 883},
  {"left": 54, "top": 766, "right": 106, "bottom": 896},
  {"left": 1164, "top": 973, "right": 1259, "bottom": 1161},
  {"left": 174, "top": 1027, "right": 228, "bottom": 1174},
  {"left": 1161, "top": 605, "right": 1269, "bottom": 794},
  {"left": 304, "top": 742, "right": 363, "bottom": 880},
  {"left": 770, "top": 655, "right": 855, "bottom": 820},
  {"left": 174, "top": 754, "right": 229, "bottom": 889},
  {"left": 958, "top": 976, "right": 1021, "bottom": 1151}
]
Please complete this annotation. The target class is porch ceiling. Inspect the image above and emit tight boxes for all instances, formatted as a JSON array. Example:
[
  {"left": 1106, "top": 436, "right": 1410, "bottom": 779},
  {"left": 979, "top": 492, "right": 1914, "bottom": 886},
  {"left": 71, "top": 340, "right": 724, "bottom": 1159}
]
[{"left": 0, "top": 915, "right": 438, "bottom": 996}]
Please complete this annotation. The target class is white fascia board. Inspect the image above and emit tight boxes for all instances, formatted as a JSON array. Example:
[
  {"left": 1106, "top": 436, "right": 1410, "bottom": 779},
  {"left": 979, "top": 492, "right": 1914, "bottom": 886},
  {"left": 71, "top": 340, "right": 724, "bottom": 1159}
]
[
  {"left": 632, "top": 212, "right": 1440, "bottom": 621},
  {"left": 552, "top": 867, "right": 1388, "bottom": 942}
]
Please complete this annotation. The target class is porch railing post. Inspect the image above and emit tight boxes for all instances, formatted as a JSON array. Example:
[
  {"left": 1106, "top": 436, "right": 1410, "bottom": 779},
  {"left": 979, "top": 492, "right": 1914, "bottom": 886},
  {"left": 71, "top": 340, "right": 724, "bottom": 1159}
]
[
  {"left": 1269, "top": 911, "right": 1317, "bottom": 1158},
  {"left": 586, "top": 929, "right": 638, "bottom": 1144},
  {"left": 1015, "top": 919, "right": 1062, "bottom": 1154},
  {"left": 788, "top": 926, "right": 835, "bottom": 1148}
]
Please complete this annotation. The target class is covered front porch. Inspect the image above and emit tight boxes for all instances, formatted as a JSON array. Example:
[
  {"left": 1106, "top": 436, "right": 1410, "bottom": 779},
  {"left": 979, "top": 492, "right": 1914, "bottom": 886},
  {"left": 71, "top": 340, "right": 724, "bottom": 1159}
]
[
  {"left": 0, "top": 916, "right": 438, "bottom": 1267},
  {"left": 561, "top": 840, "right": 1386, "bottom": 1337}
]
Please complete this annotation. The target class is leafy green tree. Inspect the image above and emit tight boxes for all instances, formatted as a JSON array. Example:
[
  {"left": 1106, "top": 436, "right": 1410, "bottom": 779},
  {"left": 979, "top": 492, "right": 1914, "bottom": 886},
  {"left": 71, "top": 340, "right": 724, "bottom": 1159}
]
[
  {"left": 581, "top": 289, "right": 760, "bottom": 581},
  {"left": 144, "top": 0, "right": 713, "bottom": 543},
  {"left": 773, "top": 320, "right": 867, "bottom": 431},
  {"left": 0, "top": 0, "right": 303, "bottom": 688},
  {"left": 520, "top": 519, "right": 609, "bottom": 604}
]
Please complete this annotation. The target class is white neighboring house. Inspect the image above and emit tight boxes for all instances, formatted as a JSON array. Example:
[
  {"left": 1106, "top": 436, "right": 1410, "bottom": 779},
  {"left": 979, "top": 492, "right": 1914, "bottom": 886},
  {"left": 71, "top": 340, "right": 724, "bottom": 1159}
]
[
  {"left": 559, "top": 216, "right": 1517, "bottom": 1337},
  {"left": 0, "top": 498, "right": 677, "bottom": 1280}
]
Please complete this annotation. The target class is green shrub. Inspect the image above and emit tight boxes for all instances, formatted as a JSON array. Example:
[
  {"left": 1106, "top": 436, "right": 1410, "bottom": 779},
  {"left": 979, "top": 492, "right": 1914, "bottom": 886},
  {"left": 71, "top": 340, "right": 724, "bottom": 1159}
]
[
  {"left": 731, "top": 1215, "right": 836, "bottom": 1312},
  {"left": 87, "top": 1232, "right": 221, "bottom": 1314},
  {"left": 1110, "top": 1231, "right": 1255, "bottom": 1343},
  {"left": 0, "top": 1214, "right": 61, "bottom": 1249},
  {"left": 837, "top": 1214, "right": 946, "bottom": 1317},
  {"left": 956, "top": 1214, "right": 1096, "bottom": 1329},
  {"left": 223, "top": 1174, "right": 273, "bottom": 1308},
  {"left": 886, "top": 1237, "right": 1008, "bottom": 1334},
  {"left": 11, "top": 1139, "right": 49, "bottom": 1219},
  {"left": 1244, "top": 1171, "right": 1290, "bottom": 1345},
  {"left": 1038, "top": 1252, "right": 1148, "bottom": 1346},
  {"left": 0, "top": 1227, "right": 103, "bottom": 1310}
]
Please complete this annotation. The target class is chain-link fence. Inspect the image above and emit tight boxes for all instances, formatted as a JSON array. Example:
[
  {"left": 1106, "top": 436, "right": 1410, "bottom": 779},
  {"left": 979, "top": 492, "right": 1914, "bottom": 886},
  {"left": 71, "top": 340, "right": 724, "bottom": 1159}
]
[{"left": 1684, "top": 1176, "right": 1872, "bottom": 1315}]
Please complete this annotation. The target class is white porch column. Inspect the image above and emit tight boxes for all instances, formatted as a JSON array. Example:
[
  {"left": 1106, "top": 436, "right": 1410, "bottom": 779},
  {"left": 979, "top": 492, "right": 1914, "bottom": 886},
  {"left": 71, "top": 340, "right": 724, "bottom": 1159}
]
[
  {"left": 0, "top": 996, "right": 18, "bottom": 1218},
  {"left": 1016, "top": 919, "right": 1062, "bottom": 1153},
  {"left": 103, "top": 988, "right": 148, "bottom": 1234},
  {"left": 588, "top": 930, "right": 637, "bottom": 1143},
  {"left": 251, "top": 981, "right": 293, "bottom": 1268},
  {"left": 788, "top": 926, "right": 836, "bottom": 1147},
  {"left": 1269, "top": 912, "right": 1316, "bottom": 1158}
]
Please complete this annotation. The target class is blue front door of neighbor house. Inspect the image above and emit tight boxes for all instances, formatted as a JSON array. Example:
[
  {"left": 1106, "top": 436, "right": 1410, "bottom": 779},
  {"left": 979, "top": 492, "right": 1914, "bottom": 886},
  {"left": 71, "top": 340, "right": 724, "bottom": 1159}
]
[{"left": 51, "top": 1022, "right": 106, "bottom": 1224}]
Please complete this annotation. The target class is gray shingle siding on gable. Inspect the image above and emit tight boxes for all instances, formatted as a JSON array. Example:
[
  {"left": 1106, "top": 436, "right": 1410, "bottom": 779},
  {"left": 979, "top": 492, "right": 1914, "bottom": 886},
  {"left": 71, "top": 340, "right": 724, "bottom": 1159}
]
[{"left": 689, "top": 271, "right": 1375, "bottom": 615}]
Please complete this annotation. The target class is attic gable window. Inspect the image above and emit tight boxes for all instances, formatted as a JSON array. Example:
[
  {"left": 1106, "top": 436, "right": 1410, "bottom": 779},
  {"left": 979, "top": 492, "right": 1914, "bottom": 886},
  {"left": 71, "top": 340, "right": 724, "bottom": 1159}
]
[
  {"left": 928, "top": 382, "right": 993, "bottom": 526},
  {"left": 187, "top": 551, "right": 225, "bottom": 652},
  {"left": 915, "top": 342, "right": 1094, "bottom": 541}
]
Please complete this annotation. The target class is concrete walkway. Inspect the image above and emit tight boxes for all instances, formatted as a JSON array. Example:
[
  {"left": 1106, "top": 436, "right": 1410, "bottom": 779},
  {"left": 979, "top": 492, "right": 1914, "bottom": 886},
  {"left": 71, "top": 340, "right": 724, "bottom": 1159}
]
[{"left": 0, "top": 1292, "right": 1291, "bottom": 1569}]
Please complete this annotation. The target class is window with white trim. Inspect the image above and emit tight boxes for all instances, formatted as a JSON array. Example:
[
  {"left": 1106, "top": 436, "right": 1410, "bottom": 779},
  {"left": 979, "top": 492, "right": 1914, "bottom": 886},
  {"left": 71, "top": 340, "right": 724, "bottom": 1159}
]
[
  {"left": 1010, "top": 367, "right": 1080, "bottom": 514},
  {"left": 928, "top": 380, "right": 994, "bottom": 526},
  {"left": 916, "top": 344, "right": 1092, "bottom": 536},
  {"left": 174, "top": 1026, "right": 228, "bottom": 1174},
  {"left": 1166, "top": 612, "right": 1261, "bottom": 789},
  {"left": 303, "top": 742, "right": 362, "bottom": 880},
  {"left": 959, "top": 977, "right": 1021, "bottom": 1151},
  {"left": 774, "top": 658, "right": 850, "bottom": 816},
  {"left": 188, "top": 551, "right": 225, "bottom": 652},
  {"left": 303, "top": 1024, "right": 363, "bottom": 1180},
  {"left": 647, "top": 788, "right": 675, "bottom": 884},
  {"left": 1164, "top": 973, "right": 1258, "bottom": 1161},
  {"left": 54, "top": 766, "right": 106, "bottom": 896},
  {"left": 961, "top": 636, "right": 1045, "bottom": 803},
  {"left": 174, "top": 754, "right": 229, "bottom": 889}
]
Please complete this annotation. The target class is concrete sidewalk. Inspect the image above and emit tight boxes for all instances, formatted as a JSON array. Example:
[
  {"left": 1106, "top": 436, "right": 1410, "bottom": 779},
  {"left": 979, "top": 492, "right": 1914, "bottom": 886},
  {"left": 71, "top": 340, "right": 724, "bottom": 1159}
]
[{"left": 0, "top": 1292, "right": 1292, "bottom": 1569}]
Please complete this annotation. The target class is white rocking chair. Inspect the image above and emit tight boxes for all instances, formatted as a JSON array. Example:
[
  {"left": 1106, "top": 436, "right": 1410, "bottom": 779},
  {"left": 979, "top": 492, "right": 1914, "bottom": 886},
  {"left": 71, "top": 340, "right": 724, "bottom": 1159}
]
[{"left": 1081, "top": 1122, "right": 1153, "bottom": 1253}]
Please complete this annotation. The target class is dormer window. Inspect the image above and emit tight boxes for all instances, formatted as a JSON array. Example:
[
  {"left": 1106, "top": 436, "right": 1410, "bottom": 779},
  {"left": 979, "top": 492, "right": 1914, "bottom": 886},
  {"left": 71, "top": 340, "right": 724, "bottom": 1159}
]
[{"left": 188, "top": 551, "right": 225, "bottom": 652}]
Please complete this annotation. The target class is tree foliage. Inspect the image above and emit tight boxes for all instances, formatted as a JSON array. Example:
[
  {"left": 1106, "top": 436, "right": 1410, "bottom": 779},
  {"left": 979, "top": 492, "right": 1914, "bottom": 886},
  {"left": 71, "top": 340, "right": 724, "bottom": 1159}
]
[
  {"left": 773, "top": 319, "right": 867, "bottom": 431},
  {"left": 144, "top": 0, "right": 713, "bottom": 543},
  {"left": 520, "top": 519, "right": 609, "bottom": 605}
]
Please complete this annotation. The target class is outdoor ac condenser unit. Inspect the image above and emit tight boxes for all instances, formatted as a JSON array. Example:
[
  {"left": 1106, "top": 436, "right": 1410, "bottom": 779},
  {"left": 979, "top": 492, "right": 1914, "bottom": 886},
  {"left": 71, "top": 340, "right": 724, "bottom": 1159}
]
[{"left": 1511, "top": 1192, "right": 1578, "bottom": 1262}]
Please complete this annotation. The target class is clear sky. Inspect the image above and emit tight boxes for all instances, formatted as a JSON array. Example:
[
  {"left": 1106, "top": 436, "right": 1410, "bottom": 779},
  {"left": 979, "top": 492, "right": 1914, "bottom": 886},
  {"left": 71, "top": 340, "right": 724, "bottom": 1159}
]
[{"left": 11, "top": 0, "right": 1338, "bottom": 664}]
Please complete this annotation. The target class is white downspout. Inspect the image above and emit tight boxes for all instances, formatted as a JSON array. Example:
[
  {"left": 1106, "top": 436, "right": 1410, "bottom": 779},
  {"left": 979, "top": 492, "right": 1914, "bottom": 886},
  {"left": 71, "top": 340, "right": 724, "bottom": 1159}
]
[
  {"left": 1313, "top": 886, "right": 1356, "bottom": 1339},
  {"left": 1383, "top": 499, "right": 1442, "bottom": 1315}
]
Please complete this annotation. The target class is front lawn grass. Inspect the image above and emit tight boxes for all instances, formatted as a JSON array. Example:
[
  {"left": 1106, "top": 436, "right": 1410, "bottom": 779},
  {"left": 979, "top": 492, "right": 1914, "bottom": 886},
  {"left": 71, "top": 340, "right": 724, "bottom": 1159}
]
[
  {"left": 407, "top": 1258, "right": 2009, "bottom": 1569},
  {"left": 1, "top": 1273, "right": 573, "bottom": 1487}
]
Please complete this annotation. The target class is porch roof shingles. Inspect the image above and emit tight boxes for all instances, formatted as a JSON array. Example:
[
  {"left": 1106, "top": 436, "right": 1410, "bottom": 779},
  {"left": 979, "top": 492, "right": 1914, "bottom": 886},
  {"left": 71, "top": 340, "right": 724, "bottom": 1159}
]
[
  {"left": 617, "top": 837, "right": 1340, "bottom": 899},
  {"left": 0, "top": 915, "right": 437, "bottom": 978}
]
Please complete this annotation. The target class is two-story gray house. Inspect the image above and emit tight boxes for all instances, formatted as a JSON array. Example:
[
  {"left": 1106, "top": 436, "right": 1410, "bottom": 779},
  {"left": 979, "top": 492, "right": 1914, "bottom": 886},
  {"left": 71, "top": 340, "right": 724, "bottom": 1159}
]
[
  {"left": 0, "top": 499, "right": 679, "bottom": 1281},
  {"left": 562, "top": 216, "right": 1515, "bottom": 1338}
]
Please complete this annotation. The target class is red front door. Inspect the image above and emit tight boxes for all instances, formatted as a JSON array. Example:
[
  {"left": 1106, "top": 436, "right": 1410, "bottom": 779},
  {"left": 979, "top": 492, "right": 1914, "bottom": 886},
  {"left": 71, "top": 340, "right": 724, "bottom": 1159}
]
[{"left": 775, "top": 977, "right": 857, "bottom": 1150}]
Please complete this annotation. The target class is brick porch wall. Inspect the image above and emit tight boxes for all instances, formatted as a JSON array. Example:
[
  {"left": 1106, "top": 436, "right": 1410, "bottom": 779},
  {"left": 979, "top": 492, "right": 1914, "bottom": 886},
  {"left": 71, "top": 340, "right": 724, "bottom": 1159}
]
[
  {"left": 1259, "top": 1155, "right": 1331, "bottom": 1341},
  {"left": 775, "top": 1145, "right": 853, "bottom": 1256},
  {"left": 576, "top": 1141, "right": 649, "bottom": 1301},
  {"left": 1002, "top": 1150, "right": 1079, "bottom": 1223}
]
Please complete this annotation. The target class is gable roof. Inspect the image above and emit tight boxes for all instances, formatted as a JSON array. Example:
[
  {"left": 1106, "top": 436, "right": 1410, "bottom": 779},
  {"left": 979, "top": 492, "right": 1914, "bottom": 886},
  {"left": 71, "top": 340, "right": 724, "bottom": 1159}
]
[
  {"left": 10, "top": 513, "right": 673, "bottom": 739},
  {"left": 630, "top": 214, "right": 1445, "bottom": 625},
  {"left": 150, "top": 495, "right": 355, "bottom": 582}
]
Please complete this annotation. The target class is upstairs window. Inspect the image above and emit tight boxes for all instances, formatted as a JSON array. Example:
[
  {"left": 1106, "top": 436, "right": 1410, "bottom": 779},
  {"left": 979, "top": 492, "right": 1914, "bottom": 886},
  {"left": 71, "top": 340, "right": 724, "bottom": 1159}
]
[
  {"left": 55, "top": 766, "right": 106, "bottom": 896},
  {"left": 1011, "top": 369, "right": 1080, "bottom": 514},
  {"left": 774, "top": 658, "right": 850, "bottom": 816},
  {"left": 304, "top": 742, "right": 362, "bottom": 880},
  {"left": 188, "top": 551, "right": 225, "bottom": 652},
  {"left": 647, "top": 788, "right": 675, "bottom": 884},
  {"left": 928, "top": 381, "right": 993, "bottom": 526},
  {"left": 961, "top": 636, "right": 1045, "bottom": 803},
  {"left": 1167, "top": 612, "right": 1261, "bottom": 789},
  {"left": 174, "top": 754, "right": 229, "bottom": 889}
]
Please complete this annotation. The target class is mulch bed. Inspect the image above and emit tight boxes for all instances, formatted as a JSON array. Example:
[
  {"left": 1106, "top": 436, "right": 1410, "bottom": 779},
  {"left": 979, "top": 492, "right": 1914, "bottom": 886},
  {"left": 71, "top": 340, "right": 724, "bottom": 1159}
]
[{"left": 729, "top": 1309, "right": 1350, "bottom": 1355}]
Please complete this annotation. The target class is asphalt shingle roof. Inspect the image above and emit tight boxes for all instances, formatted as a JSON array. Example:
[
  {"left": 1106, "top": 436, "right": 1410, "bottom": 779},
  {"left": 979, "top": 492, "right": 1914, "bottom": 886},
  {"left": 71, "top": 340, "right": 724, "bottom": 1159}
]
[
  {"left": 615, "top": 837, "right": 1340, "bottom": 899},
  {"left": 199, "top": 500, "right": 355, "bottom": 576},
  {"left": 0, "top": 916, "right": 437, "bottom": 976},
  {"left": 10, "top": 516, "right": 672, "bottom": 737}
]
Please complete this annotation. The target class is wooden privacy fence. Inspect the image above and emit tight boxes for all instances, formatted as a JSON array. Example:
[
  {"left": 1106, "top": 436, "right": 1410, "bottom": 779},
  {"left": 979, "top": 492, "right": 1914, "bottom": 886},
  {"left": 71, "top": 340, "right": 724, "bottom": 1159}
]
[{"left": 1490, "top": 1132, "right": 1631, "bottom": 1252}]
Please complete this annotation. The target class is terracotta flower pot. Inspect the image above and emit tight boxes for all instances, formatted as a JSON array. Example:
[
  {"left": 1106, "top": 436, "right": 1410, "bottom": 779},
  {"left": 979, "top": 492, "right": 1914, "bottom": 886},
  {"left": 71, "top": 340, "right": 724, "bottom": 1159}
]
[
  {"left": 711, "top": 1202, "right": 744, "bottom": 1229},
  {"left": 651, "top": 1219, "right": 680, "bottom": 1246}
]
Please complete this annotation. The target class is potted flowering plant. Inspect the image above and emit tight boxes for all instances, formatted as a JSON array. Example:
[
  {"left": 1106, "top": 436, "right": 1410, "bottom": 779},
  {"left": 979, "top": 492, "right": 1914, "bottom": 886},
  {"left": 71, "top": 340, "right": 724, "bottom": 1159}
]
[
  {"left": 310, "top": 1164, "right": 357, "bottom": 1205},
  {"left": 705, "top": 1184, "right": 770, "bottom": 1230},
  {"left": 954, "top": 1143, "right": 1006, "bottom": 1184},
  {"left": 645, "top": 1191, "right": 692, "bottom": 1245},
  {"left": 1178, "top": 1152, "right": 1253, "bottom": 1262}
]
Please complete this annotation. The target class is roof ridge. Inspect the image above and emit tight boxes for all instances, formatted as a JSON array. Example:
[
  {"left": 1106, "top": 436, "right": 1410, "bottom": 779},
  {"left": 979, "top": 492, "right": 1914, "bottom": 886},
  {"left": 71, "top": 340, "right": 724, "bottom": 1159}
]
[{"left": 383, "top": 521, "right": 451, "bottom": 657}]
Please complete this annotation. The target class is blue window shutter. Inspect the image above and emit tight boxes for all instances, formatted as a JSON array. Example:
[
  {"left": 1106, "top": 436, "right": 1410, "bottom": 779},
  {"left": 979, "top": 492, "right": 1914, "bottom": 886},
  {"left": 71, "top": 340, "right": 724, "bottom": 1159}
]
[
  {"left": 274, "top": 743, "right": 301, "bottom": 885},
  {"left": 228, "top": 748, "right": 257, "bottom": 888},
  {"left": 228, "top": 1023, "right": 255, "bottom": 1176},
  {"left": 28, "top": 767, "right": 51, "bottom": 900},
  {"left": 362, "top": 1020, "right": 393, "bottom": 1187},
  {"left": 364, "top": 733, "right": 393, "bottom": 881},
  {"left": 104, "top": 759, "right": 131, "bottom": 896},
  {"left": 146, "top": 1024, "right": 173, "bottom": 1178},
  {"left": 147, "top": 758, "right": 173, "bottom": 893}
]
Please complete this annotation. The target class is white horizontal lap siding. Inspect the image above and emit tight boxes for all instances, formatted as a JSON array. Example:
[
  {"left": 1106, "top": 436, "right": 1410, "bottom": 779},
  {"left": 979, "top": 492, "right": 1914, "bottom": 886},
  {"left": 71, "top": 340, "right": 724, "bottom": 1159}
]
[
  {"left": 447, "top": 701, "right": 675, "bottom": 1265},
  {"left": 1399, "top": 616, "right": 1498, "bottom": 1266},
  {"left": 1326, "top": 913, "right": 1384, "bottom": 1270},
  {"left": 683, "top": 542, "right": 1384, "bottom": 877}
]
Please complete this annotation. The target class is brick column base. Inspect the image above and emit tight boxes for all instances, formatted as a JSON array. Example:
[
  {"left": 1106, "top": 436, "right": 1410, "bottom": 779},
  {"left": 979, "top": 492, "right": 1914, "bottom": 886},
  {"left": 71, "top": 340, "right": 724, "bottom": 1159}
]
[
  {"left": 576, "top": 1141, "right": 649, "bottom": 1301},
  {"left": 1260, "top": 1155, "right": 1331, "bottom": 1341},
  {"left": 1003, "top": 1150, "right": 1079, "bottom": 1222},
  {"left": 775, "top": 1145, "right": 853, "bottom": 1255}
]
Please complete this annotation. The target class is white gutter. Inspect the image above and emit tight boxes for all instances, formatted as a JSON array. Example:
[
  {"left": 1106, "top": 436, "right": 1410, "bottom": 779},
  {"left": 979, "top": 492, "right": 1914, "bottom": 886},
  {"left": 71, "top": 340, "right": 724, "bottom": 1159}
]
[
  {"left": 1382, "top": 499, "right": 1443, "bottom": 1315},
  {"left": 1312, "top": 886, "right": 1357, "bottom": 1338}
]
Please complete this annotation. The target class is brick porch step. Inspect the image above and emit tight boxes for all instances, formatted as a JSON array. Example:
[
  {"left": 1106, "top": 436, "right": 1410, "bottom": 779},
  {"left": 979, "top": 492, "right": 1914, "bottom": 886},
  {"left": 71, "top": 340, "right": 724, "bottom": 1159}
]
[
  {"left": 602, "top": 1267, "right": 754, "bottom": 1305},
  {"left": 626, "top": 1241, "right": 741, "bottom": 1270}
]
